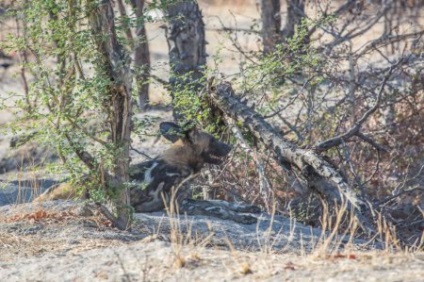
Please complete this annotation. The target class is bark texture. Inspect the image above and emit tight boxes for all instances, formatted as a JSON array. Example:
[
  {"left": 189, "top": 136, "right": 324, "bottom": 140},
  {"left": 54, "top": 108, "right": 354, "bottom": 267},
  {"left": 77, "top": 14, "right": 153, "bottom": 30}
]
[
  {"left": 281, "top": 0, "right": 305, "bottom": 39},
  {"left": 260, "top": 0, "right": 306, "bottom": 53},
  {"left": 166, "top": 1, "right": 207, "bottom": 121},
  {"left": 208, "top": 81, "right": 375, "bottom": 234},
  {"left": 87, "top": 0, "right": 132, "bottom": 230},
  {"left": 131, "top": 0, "right": 151, "bottom": 110},
  {"left": 260, "top": 0, "right": 281, "bottom": 54}
]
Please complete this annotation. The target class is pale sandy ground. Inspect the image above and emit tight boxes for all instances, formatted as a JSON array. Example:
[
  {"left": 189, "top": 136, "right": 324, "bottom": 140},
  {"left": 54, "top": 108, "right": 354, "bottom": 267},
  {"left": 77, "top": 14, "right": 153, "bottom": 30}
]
[
  {"left": 1, "top": 201, "right": 424, "bottom": 282},
  {"left": 3, "top": 239, "right": 424, "bottom": 282}
]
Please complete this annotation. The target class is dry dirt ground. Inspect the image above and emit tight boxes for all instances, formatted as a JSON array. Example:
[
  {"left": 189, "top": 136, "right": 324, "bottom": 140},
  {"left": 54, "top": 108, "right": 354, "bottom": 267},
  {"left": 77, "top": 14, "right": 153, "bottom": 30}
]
[{"left": 1, "top": 201, "right": 424, "bottom": 282}]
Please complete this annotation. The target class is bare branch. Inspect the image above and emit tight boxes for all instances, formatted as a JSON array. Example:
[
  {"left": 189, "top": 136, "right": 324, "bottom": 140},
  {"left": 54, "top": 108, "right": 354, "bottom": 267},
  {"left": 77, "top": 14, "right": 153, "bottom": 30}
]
[
  {"left": 208, "top": 80, "right": 376, "bottom": 235},
  {"left": 313, "top": 64, "right": 396, "bottom": 152},
  {"left": 355, "top": 30, "right": 424, "bottom": 58},
  {"left": 225, "top": 117, "right": 273, "bottom": 211},
  {"left": 378, "top": 186, "right": 424, "bottom": 206},
  {"left": 130, "top": 146, "right": 152, "bottom": 160},
  {"left": 357, "top": 132, "right": 388, "bottom": 152},
  {"left": 64, "top": 133, "right": 96, "bottom": 171}
]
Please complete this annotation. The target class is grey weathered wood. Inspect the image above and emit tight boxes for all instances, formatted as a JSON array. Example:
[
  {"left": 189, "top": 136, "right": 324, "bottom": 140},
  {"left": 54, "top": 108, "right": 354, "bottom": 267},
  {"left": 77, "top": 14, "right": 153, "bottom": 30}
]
[{"left": 208, "top": 81, "right": 375, "bottom": 235}]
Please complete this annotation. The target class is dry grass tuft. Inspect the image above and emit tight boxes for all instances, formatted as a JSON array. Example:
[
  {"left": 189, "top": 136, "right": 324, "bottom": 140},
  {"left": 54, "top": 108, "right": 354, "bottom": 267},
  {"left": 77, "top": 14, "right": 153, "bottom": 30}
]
[
  {"left": 173, "top": 254, "right": 186, "bottom": 269},
  {"left": 238, "top": 261, "right": 253, "bottom": 275}
]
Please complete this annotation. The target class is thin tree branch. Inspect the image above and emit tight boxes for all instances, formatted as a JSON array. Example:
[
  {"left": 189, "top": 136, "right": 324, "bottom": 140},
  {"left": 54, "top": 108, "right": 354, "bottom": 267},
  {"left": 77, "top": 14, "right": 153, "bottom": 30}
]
[{"left": 314, "top": 63, "right": 397, "bottom": 152}]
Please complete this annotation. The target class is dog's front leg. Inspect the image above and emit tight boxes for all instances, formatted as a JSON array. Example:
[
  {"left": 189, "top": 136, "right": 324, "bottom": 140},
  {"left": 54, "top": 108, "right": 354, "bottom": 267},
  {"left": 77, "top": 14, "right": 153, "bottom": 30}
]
[{"left": 179, "top": 199, "right": 260, "bottom": 224}]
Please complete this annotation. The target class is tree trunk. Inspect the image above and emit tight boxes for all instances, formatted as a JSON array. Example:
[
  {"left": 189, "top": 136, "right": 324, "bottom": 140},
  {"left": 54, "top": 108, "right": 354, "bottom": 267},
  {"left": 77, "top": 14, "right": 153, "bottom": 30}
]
[
  {"left": 260, "top": 0, "right": 281, "bottom": 54},
  {"left": 208, "top": 80, "right": 375, "bottom": 235},
  {"left": 260, "top": 0, "right": 307, "bottom": 53},
  {"left": 131, "top": 0, "right": 151, "bottom": 110},
  {"left": 165, "top": 1, "right": 207, "bottom": 121},
  {"left": 281, "top": 0, "right": 305, "bottom": 39},
  {"left": 87, "top": 0, "right": 133, "bottom": 230}
]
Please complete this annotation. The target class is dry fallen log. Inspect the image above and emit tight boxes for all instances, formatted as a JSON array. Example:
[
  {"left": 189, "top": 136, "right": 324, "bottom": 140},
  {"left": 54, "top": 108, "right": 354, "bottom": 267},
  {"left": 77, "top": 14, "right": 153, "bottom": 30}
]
[{"left": 207, "top": 80, "right": 376, "bottom": 235}]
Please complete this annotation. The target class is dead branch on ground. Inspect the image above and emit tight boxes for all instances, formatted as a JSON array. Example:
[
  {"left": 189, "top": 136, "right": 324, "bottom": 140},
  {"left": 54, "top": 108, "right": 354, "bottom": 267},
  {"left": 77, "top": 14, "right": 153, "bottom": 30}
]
[{"left": 207, "top": 78, "right": 376, "bottom": 235}]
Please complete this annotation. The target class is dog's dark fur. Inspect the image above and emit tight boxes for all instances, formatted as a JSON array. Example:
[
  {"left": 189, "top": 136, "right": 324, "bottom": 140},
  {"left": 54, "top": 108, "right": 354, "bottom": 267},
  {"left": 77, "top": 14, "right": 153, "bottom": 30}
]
[
  {"left": 129, "top": 122, "right": 260, "bottom": 224},
  {"left": 35, "top": 122, "right": 260, "bottom": 224}
]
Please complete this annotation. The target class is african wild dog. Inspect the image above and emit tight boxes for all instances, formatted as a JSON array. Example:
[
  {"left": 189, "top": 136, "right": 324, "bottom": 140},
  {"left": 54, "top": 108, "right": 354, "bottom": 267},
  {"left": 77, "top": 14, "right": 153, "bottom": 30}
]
[
  {"left": 129, "top": 122, "right": 260, "bottom": 224},
  {"left": 35, "top": 122, "right": 260, "bottom": 224}
]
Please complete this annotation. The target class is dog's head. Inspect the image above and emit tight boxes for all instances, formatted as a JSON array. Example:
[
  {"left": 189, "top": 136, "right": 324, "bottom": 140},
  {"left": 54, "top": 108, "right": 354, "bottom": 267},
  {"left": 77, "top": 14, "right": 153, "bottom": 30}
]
[{"left": 160, "top": 122, "right": 232, "bottom": 166}]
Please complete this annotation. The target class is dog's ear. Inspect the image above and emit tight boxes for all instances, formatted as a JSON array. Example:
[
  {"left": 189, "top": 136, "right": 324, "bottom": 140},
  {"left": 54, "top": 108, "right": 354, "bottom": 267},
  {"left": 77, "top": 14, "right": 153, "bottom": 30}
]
[{"left": 159, "top": 122, "right": 183, "bottom": 143}]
